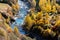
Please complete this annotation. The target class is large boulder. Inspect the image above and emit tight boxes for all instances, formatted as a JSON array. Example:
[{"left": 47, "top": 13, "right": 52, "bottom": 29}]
[
  {"left": 0, "top": 3, "right": 19, "bottom": 23},
  {"left": 0, "top": 3, "right": 12, "bottom": 17},
  {"left": 0, "top": 3, "right": 15, "bottom": 23}
]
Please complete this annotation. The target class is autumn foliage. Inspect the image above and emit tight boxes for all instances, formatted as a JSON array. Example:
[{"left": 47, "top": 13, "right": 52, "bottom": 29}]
[{"left": 23, "top": 0, "right": 60, "bottom": 39}]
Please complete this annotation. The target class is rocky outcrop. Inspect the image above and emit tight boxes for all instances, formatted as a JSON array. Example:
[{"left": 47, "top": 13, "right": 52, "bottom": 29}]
[
  {"left": 0, "top": 3, "right": 13, "bottom": 18},
  {"left": 0, "top": 1, "right": 20, "bottom": 40},
  {"left": 0, "top": 0, "right": 19, "bottom": 23},
  {"left": 0, "top": 0, "right": 35, "bottom": 40},
  {"left": 0, "top": 25, "right": 35, "bottom": 40}
]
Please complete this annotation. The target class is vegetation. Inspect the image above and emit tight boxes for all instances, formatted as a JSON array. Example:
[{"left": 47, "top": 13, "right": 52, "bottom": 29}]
[
  {"left": 23, "top": 0, "right": 60, "bottom": 40},
  {"left": 14, "top": 26, "right": 20, "bottom": 37}
]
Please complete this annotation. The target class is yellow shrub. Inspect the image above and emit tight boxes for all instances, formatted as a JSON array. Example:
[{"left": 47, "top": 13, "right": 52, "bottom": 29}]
[
  {"left": 11, "top": 3, "right": 19, "bottom": 15},
  {"left": 36, "top": 11, "right": 43, "bottom": 19},
  {"left": 54, "top": 20, "right": 60, "bottom": 27},
  {"left": 31, "top": 11, "right": 36, "bottom": 19},
  {"left": 25, "top": 14, "right": 33, "bottom": 30},
  {"left": 12, "top": 3, "right": 16, "bottom": 10},
  {"left": 39, "top": 0, "right": 47, "bottom": 12},
  {"left": 51, "top": 5, "right": 57, "bottom": 13},
  {"left": 44, "top": 13, "right": 50, "bottom": 25},
  {"left": 39, "top": 0, "right": 47, "bottom": 6},
  {"left": 14, "top": 26, "right": 19, "bottom": 34},
  {"left": 39, "top": 0, "right": 52, "bottom": 12},
  {"left": 47, "top": 0, "right": 51, "bottom": 4},
  {"left": 45, "top": 13, "right": 50, "bottom": 19},
  {"left": 12, "top": 3, "right": 19, "bottom": 12},
  {"left": 45, "top": 4, "right": 51, "bottom": 12},
  {"left": 37, "top": 18, "right": 44, "bottom": 25},
  {"left": 15, "top": 3, "right": 19, "bottom": 11},
  {"left": 53, "top": 0, "right": 56, "bottom": 4},
  {"left": 44, "top": 28, "right": 56, "bottom": 37}
]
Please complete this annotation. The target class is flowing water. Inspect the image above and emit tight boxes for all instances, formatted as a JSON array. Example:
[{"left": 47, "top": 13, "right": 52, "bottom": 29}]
[{"left": 11, "top": 0, "right": 29, "bottom": 34}]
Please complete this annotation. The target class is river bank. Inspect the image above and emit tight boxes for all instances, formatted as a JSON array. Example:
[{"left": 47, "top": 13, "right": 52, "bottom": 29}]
[{"left": 0, "top": 0, "right": 36, "bottom": 40}]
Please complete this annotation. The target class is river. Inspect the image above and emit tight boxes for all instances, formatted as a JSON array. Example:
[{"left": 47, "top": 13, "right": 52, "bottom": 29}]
[{"left": 11, "top": 0, "right": 29, "bottom": 34}]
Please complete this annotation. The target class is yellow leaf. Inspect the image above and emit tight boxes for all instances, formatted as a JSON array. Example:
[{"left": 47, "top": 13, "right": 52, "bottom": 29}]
[{"left": 14, "top": 26, "right": 19, "bottom": 34}]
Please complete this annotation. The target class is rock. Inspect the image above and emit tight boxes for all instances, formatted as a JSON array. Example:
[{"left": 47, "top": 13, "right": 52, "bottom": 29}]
[
  {"left": 0, "top": 3, "right": 13, "bottom": 17},
  {"left": 0, "top": 27, "right": 7, "bottom": 40},
  {"left": 0, "top": 0, "right": 35, "bottom": 40},
  {"left": 28, "top": 0, "right": 36, "bottom": 8},
  {"left": 0, "top": 0, "right": 22, "bottom": 40},
  {"left": 0, "top": 0, "right": 18, "bottom": 5},
  {"left": 0, "top": 3, "right": 15, "bottom": 23},
  {"left": 0, "top": 3, "right": 19, "bottom": 23}
]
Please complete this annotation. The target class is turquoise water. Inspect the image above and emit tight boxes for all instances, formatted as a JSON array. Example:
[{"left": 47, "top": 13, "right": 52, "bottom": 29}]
[{"left": 11, "top": 0, "right": 29, "bottom": 34}]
